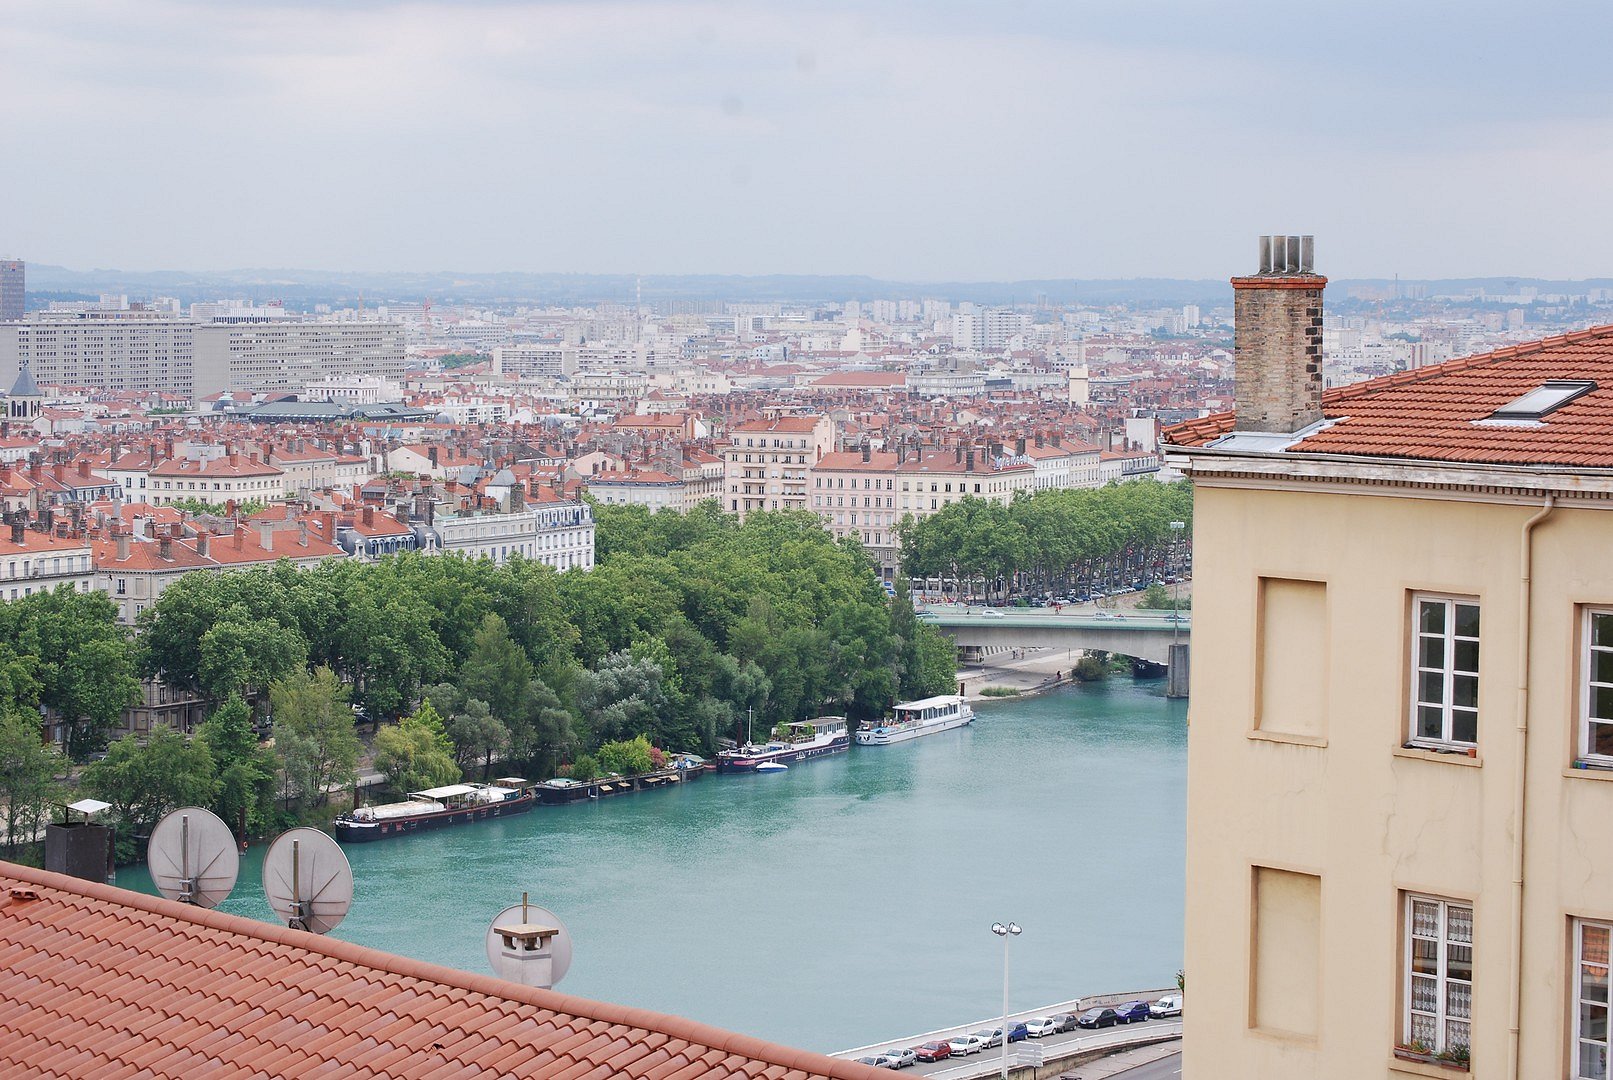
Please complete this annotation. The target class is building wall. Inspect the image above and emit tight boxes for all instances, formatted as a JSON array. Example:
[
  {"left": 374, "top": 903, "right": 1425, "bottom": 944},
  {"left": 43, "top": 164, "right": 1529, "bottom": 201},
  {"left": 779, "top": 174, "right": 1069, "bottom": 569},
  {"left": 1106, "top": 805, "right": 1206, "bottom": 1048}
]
[
  {"left": 1184, "top": 480, "right": 1613, "bottom": 1078},
  {"left": 0, "top": 316, "right": 198, "bottom": 396},
  {"left": 192, "top": 322, "right": 407, "bottom": 396}
]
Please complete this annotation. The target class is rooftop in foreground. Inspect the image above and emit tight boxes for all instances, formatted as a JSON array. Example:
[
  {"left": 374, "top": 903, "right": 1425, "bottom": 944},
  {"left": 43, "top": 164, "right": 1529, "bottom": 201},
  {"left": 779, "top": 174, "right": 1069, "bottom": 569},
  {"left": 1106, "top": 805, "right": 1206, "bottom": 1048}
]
[
  {"left": 1164, "top": 325, "right": 1613, "bottom": 469},
  {"left": 0, "top": 861, "right": 880, "bottom": 1079}
]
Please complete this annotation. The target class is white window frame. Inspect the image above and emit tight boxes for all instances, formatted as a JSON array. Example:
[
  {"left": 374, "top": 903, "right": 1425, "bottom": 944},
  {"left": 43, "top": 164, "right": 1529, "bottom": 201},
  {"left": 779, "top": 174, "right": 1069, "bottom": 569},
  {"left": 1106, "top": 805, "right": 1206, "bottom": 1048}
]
[
  {"left": 1410, "top": 594, "right": 1481, "bottom": 748},
  {"left": 1583, "top": 609, "right": 1613, "bottom": 766},
  {"left": 1576, "top": 919, "right": 1611, "bottom": 1080},
  {"left": 1403, "top": 894, "right": 1473, "bottom": 1057}
]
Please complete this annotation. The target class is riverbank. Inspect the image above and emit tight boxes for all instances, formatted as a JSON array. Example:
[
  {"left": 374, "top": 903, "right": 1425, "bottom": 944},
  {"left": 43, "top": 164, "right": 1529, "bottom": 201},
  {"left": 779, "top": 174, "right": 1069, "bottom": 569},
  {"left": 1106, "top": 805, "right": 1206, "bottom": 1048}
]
[{"left": 958, "top": 649, "right": 1078, "bottom": 700}]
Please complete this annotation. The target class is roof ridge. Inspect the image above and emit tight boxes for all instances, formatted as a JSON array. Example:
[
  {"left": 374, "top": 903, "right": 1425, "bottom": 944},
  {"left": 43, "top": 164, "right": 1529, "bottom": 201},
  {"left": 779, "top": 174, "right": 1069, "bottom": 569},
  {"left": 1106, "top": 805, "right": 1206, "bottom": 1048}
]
[
  {"left": 1324, "top": 323, "right": 1613, "bottom": 405},
  {"left": 0, "top": 860, "right": 876, "bottom": 1079}
]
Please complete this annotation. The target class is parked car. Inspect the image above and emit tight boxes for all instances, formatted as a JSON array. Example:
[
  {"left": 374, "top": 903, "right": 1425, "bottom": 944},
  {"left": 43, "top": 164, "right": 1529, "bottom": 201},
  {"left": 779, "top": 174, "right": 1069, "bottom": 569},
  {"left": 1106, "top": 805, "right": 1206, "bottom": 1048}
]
[
  {"left": 1114, "top": 1000, "right": 1151, "bottom": 1024},
  {"left": 1024, "top": 1017, "right": 1060, "bottom": 1038},
  {"left": 971, "top": 1029, "right": 1001, "bottom": 1048},
  {"left": 1076, "top": 1007, "right": 1119, "bottom": 1029},
  {"left": 1149, "top": 994, "right": 1183, "bottom": 1018},
  {"left": 913, "top": 1041, "right": 952, "bottom": 1063},
  {"left": 948, "top": 1034, "right": 987, "bottom": 1056},
  {"left": 879, "top": 1047, "right": 916, "bottom": 1069},
  {"left": 1051, "top": 1012, "right": 1079, "bottom": 1033},
  {"left": 854, "top": 1056, "right": 888, "bottom": 1069},
  {"left": 1004, "top": 1023, "right": 1030, "bottom": 1042},
  {"left": 979, "top": 609, "right": 1004, "bottom": 618}
]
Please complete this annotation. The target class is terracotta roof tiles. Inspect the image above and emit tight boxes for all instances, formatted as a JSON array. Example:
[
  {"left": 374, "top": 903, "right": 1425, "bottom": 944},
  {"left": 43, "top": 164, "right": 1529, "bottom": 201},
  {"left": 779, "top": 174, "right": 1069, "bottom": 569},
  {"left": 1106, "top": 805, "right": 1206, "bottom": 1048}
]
[
  {"left": 0, "top": 862, "right": 882, "bottom": 1079},
  {"left": 1164, "top": 324, "right": 1613, "bottom": 468}
]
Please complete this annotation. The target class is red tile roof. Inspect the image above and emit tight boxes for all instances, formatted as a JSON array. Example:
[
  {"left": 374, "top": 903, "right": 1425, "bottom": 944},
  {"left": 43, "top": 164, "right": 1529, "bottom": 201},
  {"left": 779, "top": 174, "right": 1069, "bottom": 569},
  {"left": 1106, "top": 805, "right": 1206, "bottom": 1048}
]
[
  {"left": 0, "top": 861, "right": 880, "bottom": 1080},
  {"left": 1164, "top": 325, "right": 1613, "bottom": 467}
]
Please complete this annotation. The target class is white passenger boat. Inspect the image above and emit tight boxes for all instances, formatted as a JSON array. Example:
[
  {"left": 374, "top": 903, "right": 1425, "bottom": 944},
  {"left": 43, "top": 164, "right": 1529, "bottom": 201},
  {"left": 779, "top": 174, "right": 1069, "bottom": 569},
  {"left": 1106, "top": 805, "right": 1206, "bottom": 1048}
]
[{"left": 855, "top": 695, "right": 975, "bottom": 745}]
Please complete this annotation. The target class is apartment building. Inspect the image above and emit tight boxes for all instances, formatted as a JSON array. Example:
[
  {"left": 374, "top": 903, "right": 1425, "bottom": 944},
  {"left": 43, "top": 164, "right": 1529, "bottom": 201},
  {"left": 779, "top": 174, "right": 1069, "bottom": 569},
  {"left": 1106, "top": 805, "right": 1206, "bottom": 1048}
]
[
  {"left": 1164, "top": 236, "right": 1613, "bottom": 1079},
  {"left": 426, "top": 499, "right": 594, "bottom": 572},
  {"left": 0, "top": 517, "right": 93, "bottom": 600},
  {"left": 810, "top": 449, "right": 901, "bottom": 578},
  {"left": 721, "top": 415, "right": 836, "bottom": 518},
  {"left": 0, "top": 259, "right": 23, "bottom": 321},
  {"left": 192, "top": 321, "right": 407, "bottom": 397},
  {"left": 0, "top": 312, "right": 198, "bottom": 396}
]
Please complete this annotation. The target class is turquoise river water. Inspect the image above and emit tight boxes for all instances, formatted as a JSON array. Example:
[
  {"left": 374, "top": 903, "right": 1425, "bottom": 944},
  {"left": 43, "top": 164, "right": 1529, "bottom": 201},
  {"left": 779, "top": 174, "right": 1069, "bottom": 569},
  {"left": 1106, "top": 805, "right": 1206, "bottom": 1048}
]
[{"left": 121, "top": 678, "right": 1187, "bottom": 1053}]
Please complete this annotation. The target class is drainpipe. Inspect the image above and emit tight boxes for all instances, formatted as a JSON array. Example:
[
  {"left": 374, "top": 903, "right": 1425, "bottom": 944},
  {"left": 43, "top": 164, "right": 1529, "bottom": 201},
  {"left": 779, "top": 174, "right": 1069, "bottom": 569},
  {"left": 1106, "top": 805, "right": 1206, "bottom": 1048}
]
[{"left": 1509, "top": 495, "right": 1554, "bottom": 1080}]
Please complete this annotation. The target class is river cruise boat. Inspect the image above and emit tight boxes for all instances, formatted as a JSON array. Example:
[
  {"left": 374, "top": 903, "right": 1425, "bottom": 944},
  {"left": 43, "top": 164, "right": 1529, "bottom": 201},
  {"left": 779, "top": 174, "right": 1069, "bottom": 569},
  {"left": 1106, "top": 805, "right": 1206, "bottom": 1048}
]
[
  {"left": 333, "top": 778, "right": 535, "bottom": 842},
  {"left": 855, "top": 695, "right": 974, "bottom": 745},
  {"left": 715, "top": 717, "right": 850, "bottom": 774}
]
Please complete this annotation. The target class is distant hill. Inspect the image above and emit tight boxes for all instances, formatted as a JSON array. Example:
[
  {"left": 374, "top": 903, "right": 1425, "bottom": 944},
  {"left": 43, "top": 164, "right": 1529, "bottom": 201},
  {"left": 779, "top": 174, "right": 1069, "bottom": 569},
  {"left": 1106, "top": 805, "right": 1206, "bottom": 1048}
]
[{"left": 20, "top": 264, "right": 1613, "bottom": 310}]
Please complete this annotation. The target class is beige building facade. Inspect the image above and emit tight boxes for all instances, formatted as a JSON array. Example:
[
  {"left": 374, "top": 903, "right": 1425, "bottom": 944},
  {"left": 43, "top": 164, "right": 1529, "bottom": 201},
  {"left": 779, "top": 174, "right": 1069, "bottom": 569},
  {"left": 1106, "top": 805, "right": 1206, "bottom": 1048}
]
[{"left": 1167, "top": 237, "right": 1613, "bottom": 1079}]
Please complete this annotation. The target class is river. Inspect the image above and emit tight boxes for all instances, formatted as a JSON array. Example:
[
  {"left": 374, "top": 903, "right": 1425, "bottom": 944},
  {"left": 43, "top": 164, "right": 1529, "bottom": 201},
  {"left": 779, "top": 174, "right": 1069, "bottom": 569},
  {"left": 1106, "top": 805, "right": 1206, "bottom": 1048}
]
[{"left": 119, "top": 678, "right": 1187, "bottom": 1053}]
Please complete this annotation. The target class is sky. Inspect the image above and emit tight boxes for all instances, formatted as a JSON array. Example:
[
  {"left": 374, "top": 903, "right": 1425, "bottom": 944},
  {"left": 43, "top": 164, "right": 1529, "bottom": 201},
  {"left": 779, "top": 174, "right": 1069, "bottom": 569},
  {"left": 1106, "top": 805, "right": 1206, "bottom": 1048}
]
[{"left": 2, "top": 0, "right": 1611, "bottom": 281}]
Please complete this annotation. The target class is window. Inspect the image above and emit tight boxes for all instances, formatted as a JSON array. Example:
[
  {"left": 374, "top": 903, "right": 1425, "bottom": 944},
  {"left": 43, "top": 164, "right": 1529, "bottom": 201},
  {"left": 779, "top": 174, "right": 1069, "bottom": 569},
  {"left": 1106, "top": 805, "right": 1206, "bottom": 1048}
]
[
  {"left": 1404, "top": 895, "right": 1472, "bottom": 1056},
  {"left": 1584, "top": 609, "right": 1613, "bottom": 765},
  {"left": 1575, "top": 920, "right": 1610, "bottom": 1080},
  {"left": 1411, "top": 596, "right": 1480, "bottom": 747}
]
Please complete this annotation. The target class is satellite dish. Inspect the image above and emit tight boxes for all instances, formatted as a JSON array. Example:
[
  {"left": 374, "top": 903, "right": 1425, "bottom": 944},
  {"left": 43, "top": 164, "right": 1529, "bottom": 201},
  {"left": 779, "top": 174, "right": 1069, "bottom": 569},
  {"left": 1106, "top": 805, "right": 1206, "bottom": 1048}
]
[
  {"left": 262, "top": 827, "right": 354, "bottom": 934},
  {"left": 485, "top": 893, "right": 573, "bottom": 989},
  {"left": 147, "top": 806, "right": 240, "bottom": 908}
]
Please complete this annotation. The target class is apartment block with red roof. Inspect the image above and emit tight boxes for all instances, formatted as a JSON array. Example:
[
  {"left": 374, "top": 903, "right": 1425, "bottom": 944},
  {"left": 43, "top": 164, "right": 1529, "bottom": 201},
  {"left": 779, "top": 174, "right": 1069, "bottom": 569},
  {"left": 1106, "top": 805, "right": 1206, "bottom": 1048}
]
[
  {"left": 809, "top": 449, "right": 901, "bottom": 579},
  {"left": 0, "top": 515, "right": 93, "bottom": 600},
  {"left": 720, "top": 414, "right": 835, "bottom": 518},
  {"left": 147, "top": 448, "right": 285, "bottom": 506}
]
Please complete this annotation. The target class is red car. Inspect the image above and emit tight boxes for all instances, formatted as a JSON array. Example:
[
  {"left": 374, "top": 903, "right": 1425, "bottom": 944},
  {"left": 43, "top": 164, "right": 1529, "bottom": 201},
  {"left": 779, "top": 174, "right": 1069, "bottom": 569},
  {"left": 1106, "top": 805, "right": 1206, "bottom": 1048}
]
[{"left": 913, "top": 1042, "right": 953, "bottom": 1063}]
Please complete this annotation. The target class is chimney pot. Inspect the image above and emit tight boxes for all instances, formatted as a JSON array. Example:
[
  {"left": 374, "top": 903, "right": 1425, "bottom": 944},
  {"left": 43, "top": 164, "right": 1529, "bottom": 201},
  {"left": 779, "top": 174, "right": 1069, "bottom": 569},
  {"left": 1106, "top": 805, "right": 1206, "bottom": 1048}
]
[{"left": 1232, "top": 235, "right": 1327, "bottom": 434}]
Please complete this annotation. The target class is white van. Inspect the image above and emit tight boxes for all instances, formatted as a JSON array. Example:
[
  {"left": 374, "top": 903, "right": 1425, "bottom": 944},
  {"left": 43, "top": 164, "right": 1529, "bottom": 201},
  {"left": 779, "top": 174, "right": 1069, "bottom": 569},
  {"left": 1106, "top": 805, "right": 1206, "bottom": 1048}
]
[{"left": 1149, "top": 994, "right": 1183, "bottom": 1018}]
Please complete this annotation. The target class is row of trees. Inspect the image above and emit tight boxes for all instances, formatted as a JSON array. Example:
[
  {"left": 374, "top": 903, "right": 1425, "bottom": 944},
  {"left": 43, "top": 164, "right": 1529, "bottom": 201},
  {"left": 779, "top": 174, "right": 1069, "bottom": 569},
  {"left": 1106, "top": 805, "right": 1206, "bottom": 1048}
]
[
  {"left": 130, "top": 504, "right": 956, "bottom": 780},
  {"left": 0, "top": 503, "right": 958, "bottom": 855},
  {"left": 899, "top": 480, "right": 1194, "bottom": 598}
]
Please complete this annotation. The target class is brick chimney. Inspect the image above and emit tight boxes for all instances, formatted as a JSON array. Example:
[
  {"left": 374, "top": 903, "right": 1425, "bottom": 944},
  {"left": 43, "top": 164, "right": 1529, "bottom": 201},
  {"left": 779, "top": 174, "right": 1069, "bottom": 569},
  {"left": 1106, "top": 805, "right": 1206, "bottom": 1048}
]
[
  {"left": 116, "top": 529, "right": 131, "bottom": 561},
  {"left": 196, "top": 530, "right": 210, "bottom": 558},
  {"left": 1233, "top": 235, "right": 1326, "bottom": 434},
  {"left": 158, "top": 533, "right": 172, "bottom": 561}
]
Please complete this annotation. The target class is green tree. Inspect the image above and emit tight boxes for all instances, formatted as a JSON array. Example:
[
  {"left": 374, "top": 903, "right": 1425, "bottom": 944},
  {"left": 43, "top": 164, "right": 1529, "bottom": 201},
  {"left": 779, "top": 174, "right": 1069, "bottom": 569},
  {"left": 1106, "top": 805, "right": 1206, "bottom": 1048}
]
[
  {"left": 595, "top": 735, "right": 657, "bottom": 777},
  {"left": 195, "top": 694, "right": 277, "bottom": 837},
  {"left": 83, "top": 725, "right": 217, "bottom": 837},
  {"left": 8, "top": 589, "right": 140, "bottom": 760},
  {"left": 447, "top": 698, "right": 510, "bottom": 775},
  {"left": 0, "top": 711, "right": 63, "bottom": 859},
  {"left": 269, "top": 667, "right": 360, "bottom": 807},
  {"left": 459, "top": 613, "right": 533, "bottom": 721},
  {"left": 911, "top": 623, "right": 960, "bottom": 697},
  {"left": 374, "top": 702, "right": 459, "bottom": 793}
]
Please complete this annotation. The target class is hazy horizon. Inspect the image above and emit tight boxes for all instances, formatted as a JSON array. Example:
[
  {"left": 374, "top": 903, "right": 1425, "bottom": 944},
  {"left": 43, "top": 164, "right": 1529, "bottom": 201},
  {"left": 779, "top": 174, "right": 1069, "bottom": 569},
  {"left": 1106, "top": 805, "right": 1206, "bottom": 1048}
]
[{"left": 5, "top": 1, "right": 1611, "bottom": 281}]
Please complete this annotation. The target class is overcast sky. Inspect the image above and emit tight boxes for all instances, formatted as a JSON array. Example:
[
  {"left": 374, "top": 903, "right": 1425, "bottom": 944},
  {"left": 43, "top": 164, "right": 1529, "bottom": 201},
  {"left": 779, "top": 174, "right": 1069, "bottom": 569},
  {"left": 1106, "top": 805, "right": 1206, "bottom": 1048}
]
[{"left": 3, "top": 1, "right": 1610, "bottom": 281}]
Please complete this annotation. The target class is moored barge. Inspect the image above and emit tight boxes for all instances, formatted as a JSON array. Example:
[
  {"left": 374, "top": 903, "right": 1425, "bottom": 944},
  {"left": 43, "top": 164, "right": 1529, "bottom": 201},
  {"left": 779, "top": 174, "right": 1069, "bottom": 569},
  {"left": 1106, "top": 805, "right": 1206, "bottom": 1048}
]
[{"left": 333, "top": 778, "right": 535, "bottom": 842}]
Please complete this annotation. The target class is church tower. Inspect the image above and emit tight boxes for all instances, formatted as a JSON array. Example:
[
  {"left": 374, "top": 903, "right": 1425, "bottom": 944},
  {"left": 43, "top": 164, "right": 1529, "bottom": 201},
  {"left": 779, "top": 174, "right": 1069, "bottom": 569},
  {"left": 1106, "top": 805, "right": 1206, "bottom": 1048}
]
[{"left": 8, "top": 362, "right": 42, "bottom": 422}]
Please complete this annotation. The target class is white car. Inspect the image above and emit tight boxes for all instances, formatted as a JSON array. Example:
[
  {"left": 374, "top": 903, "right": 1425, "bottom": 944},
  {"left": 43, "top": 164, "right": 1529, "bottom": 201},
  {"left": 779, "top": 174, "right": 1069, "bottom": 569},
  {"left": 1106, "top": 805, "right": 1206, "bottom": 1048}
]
[
  {"left": 1024, "top": 1016, "right": 1061, "bottom": 1038},
  {"left": 1149, "top": 994, "right": 1183, "bottom": 1018},
  {"left": 948, "top": 1034, "right": 987, "bottom": 1056},
  {"left": 979, "top": 609, "right": 1004, "bottom": 618}
]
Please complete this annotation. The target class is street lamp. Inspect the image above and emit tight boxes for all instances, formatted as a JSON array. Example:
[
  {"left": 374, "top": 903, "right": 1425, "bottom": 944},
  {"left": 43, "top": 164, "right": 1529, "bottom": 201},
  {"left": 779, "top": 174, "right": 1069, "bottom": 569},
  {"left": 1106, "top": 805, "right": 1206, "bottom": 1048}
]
[
  {"left": 991, "top": 921, "right": 1022, "bottom": 1079},
  {"left": 1168, "top": 521, "right": 1186, "bottom": 645}
]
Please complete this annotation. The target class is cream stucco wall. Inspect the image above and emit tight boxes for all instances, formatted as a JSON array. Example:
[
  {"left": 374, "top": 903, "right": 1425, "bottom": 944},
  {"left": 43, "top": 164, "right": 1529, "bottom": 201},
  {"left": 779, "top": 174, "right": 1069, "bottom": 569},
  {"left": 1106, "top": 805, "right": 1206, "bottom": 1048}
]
[{"left": 1184, "top": 479, "right": 1613, "bottom": 1079}]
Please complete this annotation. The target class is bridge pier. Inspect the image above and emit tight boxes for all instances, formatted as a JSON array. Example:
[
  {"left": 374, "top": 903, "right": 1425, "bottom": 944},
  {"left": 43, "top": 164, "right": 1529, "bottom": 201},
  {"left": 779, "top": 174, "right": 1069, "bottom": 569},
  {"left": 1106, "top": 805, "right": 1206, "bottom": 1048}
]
[{"left": 1166, "top": 642, "right": 1190, "bottom": 699}]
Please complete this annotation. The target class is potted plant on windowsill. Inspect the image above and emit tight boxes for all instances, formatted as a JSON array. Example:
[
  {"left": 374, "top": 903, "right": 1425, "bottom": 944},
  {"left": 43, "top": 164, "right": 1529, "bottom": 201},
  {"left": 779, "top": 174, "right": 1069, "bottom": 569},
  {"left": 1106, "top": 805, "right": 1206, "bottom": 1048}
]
[{"left": 1393, "top": 1040, "right": 1469, "bottom": 1070}]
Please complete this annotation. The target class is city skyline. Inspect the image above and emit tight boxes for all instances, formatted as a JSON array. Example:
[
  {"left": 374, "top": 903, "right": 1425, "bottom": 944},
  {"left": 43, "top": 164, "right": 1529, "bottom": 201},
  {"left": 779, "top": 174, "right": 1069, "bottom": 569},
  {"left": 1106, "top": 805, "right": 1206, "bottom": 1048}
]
[{"left": 4, "top": 1, "right": 1612, "bottom": 280}]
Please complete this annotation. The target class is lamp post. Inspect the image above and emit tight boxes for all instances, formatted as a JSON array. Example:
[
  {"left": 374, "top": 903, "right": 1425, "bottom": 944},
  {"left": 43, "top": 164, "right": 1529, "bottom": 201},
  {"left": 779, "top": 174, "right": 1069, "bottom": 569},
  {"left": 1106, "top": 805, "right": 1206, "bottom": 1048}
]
[
  {"left": 991, "top": 921, "right": 1021, "bottom": 1079},
  {"left": 1168, "top": 521, "right": 1185, "bottom": 645}
]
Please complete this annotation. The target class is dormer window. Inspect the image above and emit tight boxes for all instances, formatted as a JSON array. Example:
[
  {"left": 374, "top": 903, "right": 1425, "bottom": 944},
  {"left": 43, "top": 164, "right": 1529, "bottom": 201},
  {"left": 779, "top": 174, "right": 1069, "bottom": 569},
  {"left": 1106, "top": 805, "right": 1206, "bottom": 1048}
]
[{"left": 1488, "top": 380, "right": 1596, "bottom": 422}]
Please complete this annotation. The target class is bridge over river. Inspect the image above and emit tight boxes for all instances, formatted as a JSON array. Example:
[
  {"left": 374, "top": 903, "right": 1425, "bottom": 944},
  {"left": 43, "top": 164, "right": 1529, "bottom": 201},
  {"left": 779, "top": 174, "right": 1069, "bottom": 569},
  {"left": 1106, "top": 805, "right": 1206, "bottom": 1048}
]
[{"left": 919, "top": 608, "right": 1191, "bottom": 696}]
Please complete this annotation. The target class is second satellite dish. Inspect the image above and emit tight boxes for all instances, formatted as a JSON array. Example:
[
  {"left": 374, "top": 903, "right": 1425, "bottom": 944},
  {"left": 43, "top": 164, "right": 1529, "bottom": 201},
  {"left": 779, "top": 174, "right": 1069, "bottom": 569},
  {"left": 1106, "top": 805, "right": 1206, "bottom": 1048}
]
[
  {"left": 147, "top": 806, "right": 240, "bottom": 909},
  {"left": 262, "top": 827, "right": 354, "bottom": 934}
]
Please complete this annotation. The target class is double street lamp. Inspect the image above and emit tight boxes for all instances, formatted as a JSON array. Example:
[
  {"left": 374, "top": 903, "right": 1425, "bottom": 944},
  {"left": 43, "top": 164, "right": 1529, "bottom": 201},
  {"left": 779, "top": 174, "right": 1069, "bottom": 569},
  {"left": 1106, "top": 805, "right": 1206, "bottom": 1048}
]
[{"left": 990, "top": 921, "right": 1022, "bottom": 1079}]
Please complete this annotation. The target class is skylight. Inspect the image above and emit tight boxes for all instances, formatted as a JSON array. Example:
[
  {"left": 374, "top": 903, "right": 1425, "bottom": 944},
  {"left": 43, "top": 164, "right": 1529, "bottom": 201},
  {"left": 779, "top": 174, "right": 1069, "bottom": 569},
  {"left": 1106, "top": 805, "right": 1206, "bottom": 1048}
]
[{"left": 1488, "top": 380, "right": 1596, "bottom": 422}]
